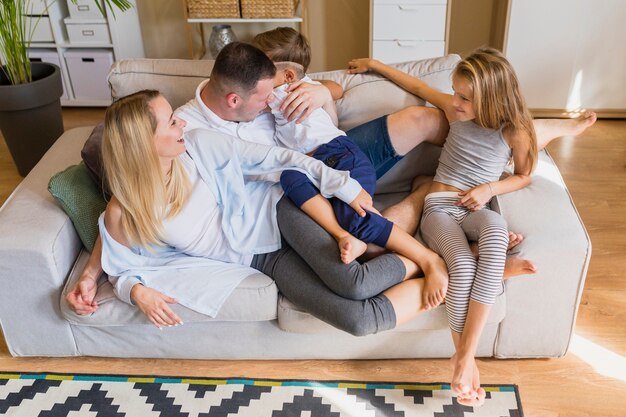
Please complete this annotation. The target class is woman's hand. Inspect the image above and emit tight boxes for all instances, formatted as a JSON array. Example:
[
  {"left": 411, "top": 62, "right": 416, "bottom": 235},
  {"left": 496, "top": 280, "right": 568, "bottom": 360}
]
[
  {"left": 456, "top": 184, "right": 493, "bottom": 211},
  {"left": 66, "top": 275, "right": 99, "bottom": 315},
  {"left": 349, "top": 189, "right": 380, "bottom": 217},
  {"left": 281, "top": 80, "right": 332, "bottom": 123},
  {"left": 347, "top": 58, "right": 377, "bottom": 74},
  {"left": 131, "top": 284, "right": 183, "bottom": 329}
]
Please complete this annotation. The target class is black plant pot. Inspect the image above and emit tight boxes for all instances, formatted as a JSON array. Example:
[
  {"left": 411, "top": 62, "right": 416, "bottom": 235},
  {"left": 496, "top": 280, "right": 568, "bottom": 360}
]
[{"left": 0, "top": 62, "right": 64, "bottom": 176}]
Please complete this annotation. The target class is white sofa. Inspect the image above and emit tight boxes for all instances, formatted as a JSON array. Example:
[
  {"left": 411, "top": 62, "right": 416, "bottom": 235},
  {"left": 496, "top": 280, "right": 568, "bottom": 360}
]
[{"left": 0, "top": 55, "right": 591, "bottom": 359}]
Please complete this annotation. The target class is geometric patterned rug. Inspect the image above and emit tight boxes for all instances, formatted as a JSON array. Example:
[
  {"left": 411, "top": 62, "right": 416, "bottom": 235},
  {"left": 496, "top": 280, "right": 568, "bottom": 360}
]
[{"left": 0, "top": 372, "right": 523, "bottom": 417}]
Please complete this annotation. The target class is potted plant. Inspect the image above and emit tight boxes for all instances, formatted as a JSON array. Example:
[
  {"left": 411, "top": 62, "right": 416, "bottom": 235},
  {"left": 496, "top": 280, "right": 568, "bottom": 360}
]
[{"left": 0, "top": 0, "right": 131, "bottom": 176}]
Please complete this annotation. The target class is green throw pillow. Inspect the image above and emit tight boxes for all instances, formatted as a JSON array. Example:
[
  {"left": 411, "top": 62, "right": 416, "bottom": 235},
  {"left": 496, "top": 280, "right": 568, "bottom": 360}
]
[{"left": 48, "top": 162, "right": 107, "bottom": 252}]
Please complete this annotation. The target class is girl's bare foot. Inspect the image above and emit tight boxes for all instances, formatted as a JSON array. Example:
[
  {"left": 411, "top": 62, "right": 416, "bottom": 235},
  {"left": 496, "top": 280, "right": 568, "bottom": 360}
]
[
  {"left": 422, "top": 254, "right": 448, "bottom": 310},
  {"left": 503, "top": 256, "right": 537, "bottom": 279},
  {"left": 451, "top": 354, "right": 486, "bottom": 407},
  {"left": 338, "top": 234, "right": 367, "bottom": 264}
]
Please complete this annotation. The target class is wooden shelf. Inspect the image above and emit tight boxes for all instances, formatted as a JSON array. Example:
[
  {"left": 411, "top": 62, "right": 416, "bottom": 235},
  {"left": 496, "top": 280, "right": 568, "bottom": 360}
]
[{"left": 188, "top": 17, "right": 302, "bottom": 23}]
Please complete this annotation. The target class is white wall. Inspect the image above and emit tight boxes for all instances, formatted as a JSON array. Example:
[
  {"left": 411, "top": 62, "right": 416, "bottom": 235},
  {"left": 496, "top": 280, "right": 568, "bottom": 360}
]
[{"left": 505, "top": 0, "right": 626, "bottom": 112}]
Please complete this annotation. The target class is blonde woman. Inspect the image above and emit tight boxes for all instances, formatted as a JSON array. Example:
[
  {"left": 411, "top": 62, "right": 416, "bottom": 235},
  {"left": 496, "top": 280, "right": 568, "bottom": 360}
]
[
  {"left": 70, "top": 89, "right": 440, "bottom": 343},
  {"left": 349, "top": 48, "right": 593, "bottom": 406}
]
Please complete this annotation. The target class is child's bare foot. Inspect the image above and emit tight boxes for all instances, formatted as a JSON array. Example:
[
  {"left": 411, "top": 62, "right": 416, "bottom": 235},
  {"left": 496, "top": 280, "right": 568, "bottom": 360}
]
[
  {"left": 338, "top": 234, "right": 367, "bottom": 264},
  {"left": 470, "top": 231, "right": 524, "bottom": 258},
  {"left": 421, "top": 254, "right": 448, "bottom": 310},
  {"left": 451, "top": 354, "right": 486, "bottom": 407},
  {"left": 508, "top": 231, "right": 523, "bottom": 250},
  {"left": 411, "top": 175, "right": 433, "bottom": 192},
  {"left": 503, "top": 256, "right": 537, "bottom": 279}
]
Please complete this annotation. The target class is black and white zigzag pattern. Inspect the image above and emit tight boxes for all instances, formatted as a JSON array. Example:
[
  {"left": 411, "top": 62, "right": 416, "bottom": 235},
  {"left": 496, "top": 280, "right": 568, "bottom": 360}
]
[{"left": 0, "top": 376, "right": 523, "bottom": 417}]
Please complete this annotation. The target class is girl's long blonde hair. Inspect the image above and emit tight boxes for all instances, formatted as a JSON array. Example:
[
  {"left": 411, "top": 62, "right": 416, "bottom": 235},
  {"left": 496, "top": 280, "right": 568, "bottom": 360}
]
[
  {"left": 454, "top": 47, "right": 538, "bottom": 172},
  {"left": 102, "top": 90, "right": 190, "bottom": 248}
]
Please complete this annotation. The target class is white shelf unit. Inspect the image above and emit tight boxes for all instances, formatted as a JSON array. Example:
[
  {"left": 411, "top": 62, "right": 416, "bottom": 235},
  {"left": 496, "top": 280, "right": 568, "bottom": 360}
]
[
  {"left": 27, "top": 0, "right": 144, "bottom": 107},
  {"left": 369, "top": 0, "right": 451, "bottom": 63},
  {"left": 185, "top": 0, "right": 305, "bottom": 59}
]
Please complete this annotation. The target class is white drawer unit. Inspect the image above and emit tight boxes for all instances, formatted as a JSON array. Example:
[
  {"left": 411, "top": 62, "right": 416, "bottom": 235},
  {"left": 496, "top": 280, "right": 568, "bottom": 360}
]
[
  {"left": 372, "top": 40, "right": 446, "bottom": 64},
  {"left": 25, "top": 16, "right": 55, "bottom": 43},
  {"left": 64, "top": 49, "right": 114, "bottom": 100},
  {"left": 25, "top": 0, "right": 49, "bottom": 15},
  {"left": 21, "top": 0, "right": 143, "bottom": 106},
  {"left": 67, "top": 0, "right": 105, "bottom": 19},
  {"left": 65, "top": 18, "right": 111, "bottom": 44},
  {"left": 370, "top": 0, "right": 449, "bottom": 63},
  {"left": 29, "top": 49, "right": 70, "bottom": 100}
]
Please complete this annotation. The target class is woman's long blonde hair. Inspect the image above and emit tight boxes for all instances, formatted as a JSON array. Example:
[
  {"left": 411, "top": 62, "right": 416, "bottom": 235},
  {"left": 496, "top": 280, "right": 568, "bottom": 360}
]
[
  {"left": 454, "top": 47, "right": 538, "bottom": 172},
  {"left": 102, "top": 90, "right": 190, "bottom": 248}
]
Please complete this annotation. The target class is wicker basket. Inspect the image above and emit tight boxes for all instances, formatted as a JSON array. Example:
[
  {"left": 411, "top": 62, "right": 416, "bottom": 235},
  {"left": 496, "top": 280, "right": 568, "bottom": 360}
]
[
  {"left": 187, "top": 0, "right": 241, "bottom": 19},
  {"left": 240, "top": 0, "right": 296, "bottom": 18}
]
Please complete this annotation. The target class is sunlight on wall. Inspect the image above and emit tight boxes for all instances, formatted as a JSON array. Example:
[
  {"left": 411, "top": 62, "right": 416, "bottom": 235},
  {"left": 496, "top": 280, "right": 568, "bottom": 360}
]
[
  {"left": 570, "top": 334, "right": 626, "bottom": 383},
  {"left": 566, "top": 70, "right": 584, "bottom": 112}
]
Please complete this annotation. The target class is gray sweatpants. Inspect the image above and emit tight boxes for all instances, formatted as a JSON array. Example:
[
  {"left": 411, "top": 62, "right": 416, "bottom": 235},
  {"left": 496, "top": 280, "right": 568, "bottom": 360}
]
[
  {"left": 420, "top": 192, "right": 508, "bottom": 333},
  {"left": 251, "top": 197, "right": 406, "bottom": 336}
]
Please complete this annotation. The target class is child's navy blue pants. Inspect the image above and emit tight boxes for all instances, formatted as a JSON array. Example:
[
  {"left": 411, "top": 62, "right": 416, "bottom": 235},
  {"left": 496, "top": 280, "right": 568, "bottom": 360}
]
[{"left": 280, "top": 135, "right": 393, "bottom": 248}]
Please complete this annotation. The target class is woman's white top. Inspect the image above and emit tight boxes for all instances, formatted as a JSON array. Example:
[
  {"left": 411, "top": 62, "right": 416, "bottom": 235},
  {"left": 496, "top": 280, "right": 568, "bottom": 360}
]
[
  {"left": 101, "top": 128, "right": 362, "bottom": 316},
  {"left": 162, "top": 152, "right": 252, "bottom": 266}
]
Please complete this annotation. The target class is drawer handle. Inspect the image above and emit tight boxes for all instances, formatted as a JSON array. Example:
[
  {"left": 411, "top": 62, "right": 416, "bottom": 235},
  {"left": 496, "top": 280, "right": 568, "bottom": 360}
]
[
  {"left": 82, "top": 30, "right": 95, "bottom": 36},
  {"left": 77, "top": 5, "right": 90, "bottom": 11},
  {"left": 82, "top": 58, "right": 95, "bottom": 62},
  {"left": 395, "top": 40, "right": 418, "bottom": 47},
  {"left": 397, "top": 5, "right": 421, "bottom": 11}
]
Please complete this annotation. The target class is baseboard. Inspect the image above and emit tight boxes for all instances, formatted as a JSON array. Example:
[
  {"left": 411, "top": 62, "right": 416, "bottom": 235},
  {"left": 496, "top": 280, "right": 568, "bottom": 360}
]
[{"left": 530, "top": 108, "right": 626, "bottom": 119}]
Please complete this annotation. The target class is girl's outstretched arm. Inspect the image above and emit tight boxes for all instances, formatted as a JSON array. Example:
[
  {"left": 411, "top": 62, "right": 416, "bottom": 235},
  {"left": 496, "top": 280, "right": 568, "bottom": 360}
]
[{"left": 347, "top": 58, "right": 454, "bottom": 115}]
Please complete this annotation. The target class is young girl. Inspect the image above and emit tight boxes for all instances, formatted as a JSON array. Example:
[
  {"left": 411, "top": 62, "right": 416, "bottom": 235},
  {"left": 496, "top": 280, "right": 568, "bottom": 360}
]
[{"left": 349, "top": 48, "right": 548, "bottom": 406}]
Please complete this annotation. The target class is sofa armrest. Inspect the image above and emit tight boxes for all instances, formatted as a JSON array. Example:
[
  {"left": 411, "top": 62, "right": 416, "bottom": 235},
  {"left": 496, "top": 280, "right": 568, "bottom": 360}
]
[
  {"left": 0, "top": 127, "right": 91, "bottom": 356},
  {"left": 494, "top": 150, "right": 591, "bottom": 358}
]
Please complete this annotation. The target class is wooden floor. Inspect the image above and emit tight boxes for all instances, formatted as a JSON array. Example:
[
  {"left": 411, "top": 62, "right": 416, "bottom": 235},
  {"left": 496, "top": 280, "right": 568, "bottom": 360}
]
[{"left": 1, "top": 111, "right": 625, "bottom": 417}]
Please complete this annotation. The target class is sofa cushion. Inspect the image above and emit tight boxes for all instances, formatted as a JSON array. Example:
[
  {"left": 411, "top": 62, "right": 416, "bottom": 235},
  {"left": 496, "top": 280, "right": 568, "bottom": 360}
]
[
  {"left": 60, "top": 250, "right": 279, "bottom": 326},
  {"left": 48, "top": 162, "right": 107, "bottom": 251},
  {"left": 81, "top": 122, "right": 110, "bottom": 200},
  {"left": 108, "top": 59, "right": 216, "bottom": 110}
]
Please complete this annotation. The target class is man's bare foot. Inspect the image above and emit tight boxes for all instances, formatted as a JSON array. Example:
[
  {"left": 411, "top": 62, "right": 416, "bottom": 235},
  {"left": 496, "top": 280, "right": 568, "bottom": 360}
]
[
  {"left": 411, "top": 175, "right": 433, "bottom": 192},
  {"left": 503, "top": 256, "right": 537, "bottom": 279},
  {"left": 570, "top": 111, "right": 597, "bottom": 136},
  {"left": 537, "top": 111, "right": 597, "bottom": 149},
  {"left": 338, "top": 234, "right": 367, "bottom": 264},
  {"left": 421, "top": 254, "right": 448, "bottom": 310},
  {"left": 451, "top": 354, "right": 486, "bottom": 407}
]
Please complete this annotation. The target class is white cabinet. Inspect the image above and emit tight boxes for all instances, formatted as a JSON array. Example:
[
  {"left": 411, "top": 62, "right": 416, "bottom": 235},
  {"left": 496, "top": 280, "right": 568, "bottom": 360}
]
[
  {"left": 370, "top": 0, "right": 449, "bottom": 63},
  {"left": 27, "top": 0, "right": 144, "bottom": 106}
]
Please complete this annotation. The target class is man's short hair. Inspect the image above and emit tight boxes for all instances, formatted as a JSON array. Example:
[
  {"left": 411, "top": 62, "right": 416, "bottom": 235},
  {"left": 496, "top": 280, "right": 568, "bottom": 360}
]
[{"left": 211, "top": 42, "right": 276, "bottom": 97}]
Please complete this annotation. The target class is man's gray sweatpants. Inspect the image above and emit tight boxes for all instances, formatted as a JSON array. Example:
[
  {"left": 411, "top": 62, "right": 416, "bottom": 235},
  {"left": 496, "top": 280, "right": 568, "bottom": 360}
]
[{"left": 251, "top": 197, "right": 406, "bottom": 337}]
